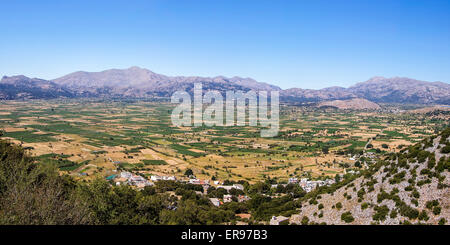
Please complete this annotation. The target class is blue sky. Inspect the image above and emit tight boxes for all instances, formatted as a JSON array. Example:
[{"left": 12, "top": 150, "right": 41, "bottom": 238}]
[{"left": 1, "top": 0, "right": 449, "bottom": 89}]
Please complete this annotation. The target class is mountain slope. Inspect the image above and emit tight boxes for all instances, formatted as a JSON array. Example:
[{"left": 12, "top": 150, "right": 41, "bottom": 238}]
[
  {"left": 52, "top": 66, "right": 281, "bottom": 97},
  {"left": 1, "top": 68, "right": 449, "bottom": 105},
  {"left": 348, "top": 76, "right": 450, "bottom": 104},
  {"left": 0, "top": 75, "right": 75, "bottom": 100},
  {"left": 290, "top": 128, "right": 450, "bottom": 225},
  {"left": 280, "top": 86, "right": 356, "bottom": 103}
]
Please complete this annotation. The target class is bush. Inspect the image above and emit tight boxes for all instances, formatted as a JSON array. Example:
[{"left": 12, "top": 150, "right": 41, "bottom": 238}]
[
  {"left": 412, "top": 190, "right": 420, "bottom": 199},
  {"left": 372, "top": 205, "right": 389, "bottom": 221},
  {"left": 301, "top": 216, "right": 309, "bottom": 225},
  {"left": 441, "top": 145, "right": 450, "bottom": 154},
  {"left": 184, "top": 168, "right": 194, "bottom": 176},
  {"left": 341, "top": 212, "right": 354, "bottom": 223},
  {"left": 425, "top": 200, "right": 439, "bottom": 209},
  {"left": 390, "top": 209, "right": 398, "bottom": 219},
  {"left": 432, "top": 206, "right": 441, "bottom": 215},
  {"left": 399, "top": 204, "right": 419, "bottom": 220},
  {"left": 418, "top": 210, "right": 429, "bottom": 221},
  {"left": 361, "top": 202, "right": 369, "bottom": 210}
]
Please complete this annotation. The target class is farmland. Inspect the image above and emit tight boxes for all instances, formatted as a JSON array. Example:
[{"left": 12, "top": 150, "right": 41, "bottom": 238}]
[{"left": 0, "top": 99, "right": 448, "bottom": 184}]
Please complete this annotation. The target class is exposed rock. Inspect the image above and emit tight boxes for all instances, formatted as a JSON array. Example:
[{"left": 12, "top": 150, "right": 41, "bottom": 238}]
[{"left": 290, "top": 128, "right": 450, "bottom": 225}]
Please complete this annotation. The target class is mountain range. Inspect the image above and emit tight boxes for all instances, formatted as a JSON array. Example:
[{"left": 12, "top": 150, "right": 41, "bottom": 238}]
[{"left": 1, "top": 66, "right": 449, "bottom": 106}]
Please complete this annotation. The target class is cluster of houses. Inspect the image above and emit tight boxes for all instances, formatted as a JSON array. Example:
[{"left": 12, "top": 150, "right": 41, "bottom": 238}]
[
  {"left": 150, "top": 175, "right": 177, "bottom": 182},
  {"left": 269, "top": 177, "right": 336, "bottom": 193},
  {"left": 113, "top": 172, "right": 251, "bottom": 206},
  {"left": 208, "top": 184, "right": 250, "bottom": 207},
  {"left": 209, "top": 194, "right": 250, "bottom": 207},
  {"left": 117, "top": 171, "right": 153, "bottom": 188},
  {"left": 299, "top": 178, "right": 335, "bottom": 192}
]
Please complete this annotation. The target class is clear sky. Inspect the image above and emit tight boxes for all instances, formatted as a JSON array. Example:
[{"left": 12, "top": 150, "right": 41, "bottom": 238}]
[{"left": 1, "top": 0, "right": 449, "bottom": 89}]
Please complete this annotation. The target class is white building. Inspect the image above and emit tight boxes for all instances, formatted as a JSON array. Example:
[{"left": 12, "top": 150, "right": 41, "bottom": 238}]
[
  {"left": 233, "top": 184, "right": 244, "bottom": 191},
  {"left": 209, "top": 198, "right": 221, "bottom": 207},
  {"left": 150, "top": 175, "right": 162, "bottom": 182},
  {"left": 217, "top": 184, "right": 244, "bottom": 191},
  {"left": 270, "top": 216, "right": 289, "bottom": 225},
  {"left": 120, "top": 171, "right": 132, "bottom": 179},
  {"left": 288, "top": 177, "right": 299, "bottom": 184},
  {"left": 223, "top": 194, "right": 233, "bottom": 203}
]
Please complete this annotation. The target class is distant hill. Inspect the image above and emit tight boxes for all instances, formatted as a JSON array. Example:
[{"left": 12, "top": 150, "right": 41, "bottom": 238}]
[
  {"left": 290, "top": 128, "right": 450, "bottom": 225},
  {"left": 2, "top": 68, "right": 449, "bottom": 105},
  {"left": 0, "top": 75, "right": 75, "bottom": 100},
  {"left": 280, "top": 86, "right": 356, "bottom": 103},
  {"left": 317, "top": 98, "right": 381, "bottom": 110},
  {"left": 348, "top": 77, "right": 450, "bottom": 104}
]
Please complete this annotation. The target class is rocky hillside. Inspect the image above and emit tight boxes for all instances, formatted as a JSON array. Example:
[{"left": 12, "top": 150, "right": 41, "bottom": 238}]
[
  {"left": 291, "top": 128, "right": 450, "bottom": 225},
  {"left": 317, "top": 98, "right": 381, "bottom": 110}
]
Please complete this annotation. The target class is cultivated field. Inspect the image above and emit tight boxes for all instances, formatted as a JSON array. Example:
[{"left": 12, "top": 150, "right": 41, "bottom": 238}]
[{"left": 0, "top": 100, "right": 448, "bottom": 184}]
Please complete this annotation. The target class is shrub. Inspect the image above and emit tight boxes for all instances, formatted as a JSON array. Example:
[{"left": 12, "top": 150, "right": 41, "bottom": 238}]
[
  {"left": 390, "top": 209, "right": 398, "bottom": 219},
  {"left": 425, "top": 200, "right": 439, "bottom": 209},
  {"left": 441, "top": 145, "right": 450, "bottom": 154},
  {"left": 361, "top": 202, "right": 369, "bottom": 210},
  {"left": 418, "top": 210, "right": 429, "bottom": 221},
  {"left": 399, "top": 204, "right": 419, "bottom": 220},
  {"left": 341, "top": 212, "right": 354, "bottom": 223},
  {"left": 301, "top": 216, "right": 309, "bottom": 225},
  {"left": 412, "top": 190, "right": 420, "bottom": 199},
  {"left": 373, "top": 205, "right": 389, "bottom": 221},
  {"left": 432, "top": 206, "right": 441, "bottom": 215}
]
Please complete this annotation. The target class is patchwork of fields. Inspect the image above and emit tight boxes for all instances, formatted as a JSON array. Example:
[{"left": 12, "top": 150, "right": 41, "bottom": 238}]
[{"left": 0, "top": 100, "right": 448, "bottom": 183}]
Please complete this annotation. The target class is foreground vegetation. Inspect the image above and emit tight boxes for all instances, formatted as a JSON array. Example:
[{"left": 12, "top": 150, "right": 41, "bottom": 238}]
[
  {"left": 1, "top": 127, "right": 448, "bottom": 225},
  {"left": 0, "top": 133, "right": 306, "bottom": 224}
]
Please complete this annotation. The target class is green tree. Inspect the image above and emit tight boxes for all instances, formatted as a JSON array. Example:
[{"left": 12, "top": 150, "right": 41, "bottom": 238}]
[{"left": 184, "top": 168, "right": 194, "bottom": 176}]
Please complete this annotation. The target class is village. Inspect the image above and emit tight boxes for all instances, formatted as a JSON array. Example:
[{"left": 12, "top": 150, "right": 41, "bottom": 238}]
[{"left": 109, "top": 169, "right": 342, "bottom": 209}]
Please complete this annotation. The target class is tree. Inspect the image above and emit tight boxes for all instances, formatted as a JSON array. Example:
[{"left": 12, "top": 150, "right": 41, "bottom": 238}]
[
  {"left": 334, "top": 174, "right": 341, "bottom": 183},
  {"left": 184, "top": 168, "right": 194, "bottom": 177},
  {"left": 0, "top": 139, "right": 91, "bottom": 225}
]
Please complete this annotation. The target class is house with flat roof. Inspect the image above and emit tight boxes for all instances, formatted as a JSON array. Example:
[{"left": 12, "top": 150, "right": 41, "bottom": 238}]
[{"left": 209, "top": 198, "right": 221, "bottom": 207}]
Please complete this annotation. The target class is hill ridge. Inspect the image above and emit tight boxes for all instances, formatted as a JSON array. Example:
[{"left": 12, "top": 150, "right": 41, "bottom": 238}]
[{"left": 1, "top": 68, "right": 449, "bottom": 104}]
